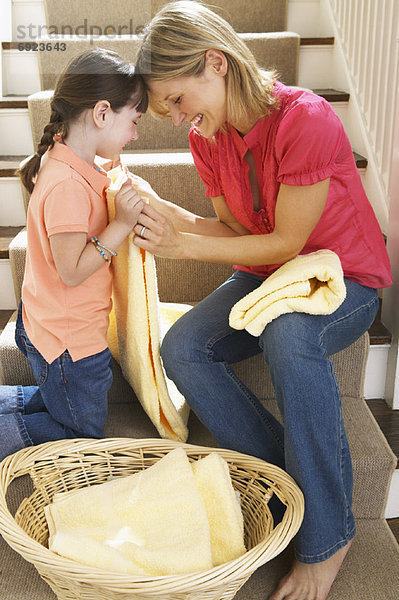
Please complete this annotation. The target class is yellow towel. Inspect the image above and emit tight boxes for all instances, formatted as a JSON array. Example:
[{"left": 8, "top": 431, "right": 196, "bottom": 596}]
[
  {"left": 106, "top": 167, "right": 192, "bottom": 442},
  {"left": 45, "top": 448, "right": 214, "bottom": 576},
  {"left": 229, "top": 250, "right": 346, "bottom": 336},
  {"left": 192, "top": 453, "right": 246, "bottom": 565}
]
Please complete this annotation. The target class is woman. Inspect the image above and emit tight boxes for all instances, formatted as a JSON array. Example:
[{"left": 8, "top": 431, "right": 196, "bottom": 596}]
[{"left": 132, "top": 2, "right": 392, "bottom": 598}]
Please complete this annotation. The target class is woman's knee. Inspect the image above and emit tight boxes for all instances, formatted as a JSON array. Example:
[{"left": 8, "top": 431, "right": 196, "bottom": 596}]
[
  {"left": 259, "top": 313, "right": 321, "bottom": 365},
  {"left": 161, "top": 313, "right": 207, "bottom": 369}
]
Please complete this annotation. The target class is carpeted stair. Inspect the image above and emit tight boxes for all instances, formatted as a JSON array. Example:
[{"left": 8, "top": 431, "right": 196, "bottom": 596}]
[{"left": 1, "top": 1, "right": 398, "bottom": 598}]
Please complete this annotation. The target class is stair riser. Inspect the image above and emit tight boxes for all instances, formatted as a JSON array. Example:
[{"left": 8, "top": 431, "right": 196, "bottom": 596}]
[
  {"left": 385, "top": 469, "right": 399, "bottom": 519},
  {"left": 287, "top": 0, "right": 325, "bottom": 37},
  {"left": 0, "top": 110, "right": 33, "bottom": 155},
  {"left": 0, "top": 179, "right": 26, "bottom": 226},
  {"left": 0, "top": 260, "right": 16, "bottom": 309},
  {"left": 298, "top": 45, "right": 335, "bottom": 89},
  {"left": 1, "top": 42, "right": 334, "bottom": 96},
  {"left": 364, "top": 344, "right": 390, "bottom": 400}
]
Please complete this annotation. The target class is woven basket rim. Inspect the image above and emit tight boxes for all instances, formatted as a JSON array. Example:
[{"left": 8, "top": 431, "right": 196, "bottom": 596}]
[{"left": 0, "top": 437, "right": 304, "bottom": 592}]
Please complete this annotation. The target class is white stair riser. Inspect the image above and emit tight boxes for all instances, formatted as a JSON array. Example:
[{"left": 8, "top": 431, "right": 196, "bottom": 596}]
[
  {"left": 2, "top": 49, "right": 41, "bottom": 96},
  {"left": 288, "top": 1, "right": 323, "bottom": 37},
  {"left": 12, "top": 0, "right": 47, "bottom": 42},
  {"left": 385, "top": 469, "right": 399, "bottom": 519},
  {"left": 298, "top": 45, "right": 334, "bottom": 89},
  {"left": 0, "top": 260, "right": 16, "bottom": 309},
  {"left": 0, "top": 109, "right": 34, "bottom": 154},
  {"left": 364, "top": 344, "right": 390, "bottom": 400},
  {"left": 0, "top": 178, "right": 26, "bottom": 226}
]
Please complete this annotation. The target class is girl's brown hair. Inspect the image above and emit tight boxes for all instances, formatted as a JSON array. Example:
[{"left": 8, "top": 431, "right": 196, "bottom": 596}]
[
  {"left": 18, "top": 48, "right": 148, "bottom": 193},
  {"left": 136, "top": 1, "right": 278, "bottom": 130}
]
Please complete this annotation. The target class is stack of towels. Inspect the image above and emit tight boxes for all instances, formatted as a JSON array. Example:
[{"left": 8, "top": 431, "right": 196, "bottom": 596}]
[{"left": 45, "top": 448, "right": 247, "bottom": 576}]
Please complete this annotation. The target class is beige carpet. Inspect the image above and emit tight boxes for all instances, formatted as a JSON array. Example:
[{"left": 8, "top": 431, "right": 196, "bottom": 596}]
[{"left": 43, "top": 0, "right": 288, "bottom": 35}]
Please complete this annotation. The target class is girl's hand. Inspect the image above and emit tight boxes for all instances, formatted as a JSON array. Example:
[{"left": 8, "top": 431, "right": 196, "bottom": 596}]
[
  {"left": 114, "top": 180, "right": 144, "bottom": 230},
  {"left": 133, "top": 203, "right": 185, "bottom": 258}
]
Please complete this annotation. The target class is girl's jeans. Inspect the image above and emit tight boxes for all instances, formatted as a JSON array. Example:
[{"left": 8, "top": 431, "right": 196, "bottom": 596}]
[
  {"left": 0, "top": 302, "right": 113, "bottom": 461},
  {"left": 160, "top": 271, "right": 379, "bottom": 564}
]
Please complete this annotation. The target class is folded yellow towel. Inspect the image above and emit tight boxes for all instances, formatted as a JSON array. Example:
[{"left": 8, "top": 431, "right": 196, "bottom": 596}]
[
  {"left": 106, "top": 167, "right": 192, "bottom": 442},
  {"left": 45, "top": 448, "right": 214, "bottom": 576},
  {"left": 192, "top": 453, "right": 246, "bottom": 565},
  {"left": 229, "top": 250, "right": 346, "bottom": 336}
]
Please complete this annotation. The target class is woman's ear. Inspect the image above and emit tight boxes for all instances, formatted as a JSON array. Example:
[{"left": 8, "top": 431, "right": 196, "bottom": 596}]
[
  {"left": 92, "top": 100, "right": 111, "bottom": 128},
  {"left": 205, "top": 49, "right": 228, "bottom": 76}
]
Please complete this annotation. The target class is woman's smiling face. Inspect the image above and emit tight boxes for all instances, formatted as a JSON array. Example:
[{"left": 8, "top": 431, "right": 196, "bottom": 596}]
[{"left": 148, "top": 50, "right": 228, "bottom": 139}]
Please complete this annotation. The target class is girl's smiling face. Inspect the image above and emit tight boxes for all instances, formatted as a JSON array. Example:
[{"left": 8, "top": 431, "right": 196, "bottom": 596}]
[
  {"left": 148, "top": 50, "right": 228, "bottom": 139},
  {"left": 95, "top": 103, "right": 142, "bottom": 159}
]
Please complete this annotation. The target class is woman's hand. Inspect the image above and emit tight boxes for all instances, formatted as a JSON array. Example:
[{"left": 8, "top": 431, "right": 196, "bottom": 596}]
[
  {"left": 133, "top": 203, "right": 185, "bottom": 258},
  {"left": 126, "top": 171, "right": 162, "bottom": 205},
  {"left": 114, "top": 180, "right": 144, "bottom": 230}
]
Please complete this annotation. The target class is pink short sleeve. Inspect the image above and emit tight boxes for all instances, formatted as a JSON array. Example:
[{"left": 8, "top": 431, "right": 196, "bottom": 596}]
[
  {"left": 276, "top": 97, "right": 344, "bottom": 186},
  {"left": 44, "top": 179, "right": 91, "bottom": 236},
  {"left": 189, "top": 129, "right": 224, "bottom": 197}
]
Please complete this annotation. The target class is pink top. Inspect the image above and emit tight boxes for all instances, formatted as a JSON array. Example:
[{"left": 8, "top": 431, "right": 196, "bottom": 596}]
[
  {"left": 22, "top": 142, "right": 113, "bottom": 363},
  {"left": 189, "top": 82, "right": 392, "bottom": 289}
]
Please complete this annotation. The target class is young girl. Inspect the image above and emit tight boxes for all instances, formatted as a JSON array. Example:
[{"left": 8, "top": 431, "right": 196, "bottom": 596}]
[
  {"left": 132, "top": 2, "right": 392, "bottom": 599},
  {"left": 0, "top": 48, "right": 147, "bottom": 461}
]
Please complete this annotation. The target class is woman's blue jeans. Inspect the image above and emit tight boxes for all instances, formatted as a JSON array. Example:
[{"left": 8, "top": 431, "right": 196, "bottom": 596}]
[
  {"left": 160, "top": 271, "right": 379, "bottom": 563},
  {"left": 0, "top": 302, "right": 113, "bottom": 461}
]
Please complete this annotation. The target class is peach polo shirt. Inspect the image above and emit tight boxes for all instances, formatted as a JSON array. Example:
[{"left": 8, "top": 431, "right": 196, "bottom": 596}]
[{"left": 22, "top": 142, "right": 113, "bottom": 364}]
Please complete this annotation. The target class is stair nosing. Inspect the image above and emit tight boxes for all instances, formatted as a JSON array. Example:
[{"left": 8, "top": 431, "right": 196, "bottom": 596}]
[{"left": 300, "top": 37, "right": 335, "bottom": 46}]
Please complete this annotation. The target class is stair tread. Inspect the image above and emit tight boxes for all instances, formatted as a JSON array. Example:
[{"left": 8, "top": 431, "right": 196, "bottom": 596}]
[
  {"left": 353, "top": 151, "right": 368, "bottom": 169},
  {"left": 300, "top": 36, "right": 335, "bottom": 45},
  {"left": 0, "top": 155, "right": 27, "bottom": 177},
  {"left": 313, "top": 88, "right": 350, "bottom": 102},
  {"left": 0, "top": 96, "right": 28, "bottom": 109}
]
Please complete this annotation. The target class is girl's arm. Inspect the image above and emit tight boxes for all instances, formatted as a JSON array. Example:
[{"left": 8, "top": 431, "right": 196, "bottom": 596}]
[
  {"left": 50, "top": 181, "right": 143, "bottom": 287},
  {"left": 133, "top": 179, "right": 329, "bottom": 265}
]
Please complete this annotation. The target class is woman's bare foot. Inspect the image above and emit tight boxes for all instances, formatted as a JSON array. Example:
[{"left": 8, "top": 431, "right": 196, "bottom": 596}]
[{"left": 268, "top": 538, "right": 353, "bottom": 600}]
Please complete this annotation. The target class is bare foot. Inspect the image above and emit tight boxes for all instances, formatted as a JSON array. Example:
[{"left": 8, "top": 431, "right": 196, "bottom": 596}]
[{"left": 268, "top": 538, "right": 353, "bottom": 600}]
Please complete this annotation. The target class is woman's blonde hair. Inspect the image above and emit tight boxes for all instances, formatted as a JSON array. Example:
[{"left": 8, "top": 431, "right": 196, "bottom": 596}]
[{"left": 136, "top": 1, "right": 279, "bottom": 127}]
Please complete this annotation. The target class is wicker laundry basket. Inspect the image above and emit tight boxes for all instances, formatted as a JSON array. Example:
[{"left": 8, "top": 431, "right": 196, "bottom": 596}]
[{"left": 0, "top": 438, "right": 304, "bottom": 600}]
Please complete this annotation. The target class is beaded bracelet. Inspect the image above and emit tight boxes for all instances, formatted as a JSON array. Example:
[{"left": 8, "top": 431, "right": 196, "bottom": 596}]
[
  {"left": 92, "top": 236, "right": 117, "bottom": 257},
  {"left": 90, "top": 237, "right": 112, "bottom": 263}
]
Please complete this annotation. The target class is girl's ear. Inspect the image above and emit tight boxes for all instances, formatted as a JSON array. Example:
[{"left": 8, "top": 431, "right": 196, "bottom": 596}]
[
  {"left": 92, "top": 100, "right": 111, "bottom": 128},
  {"left": 204, "top": 49, "right": 228, "bottom": 76}
]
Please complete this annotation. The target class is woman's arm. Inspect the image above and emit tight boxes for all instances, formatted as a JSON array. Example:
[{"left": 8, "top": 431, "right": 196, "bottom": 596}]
[
  {"left": 50, "top": 181, "right": 144, "bottom": 287},
  {"left": 133, "top": 179, "right": 329, "bottom": 265},
  {"left": 128, "top": 172, "right": 248, "bottom": 236}
]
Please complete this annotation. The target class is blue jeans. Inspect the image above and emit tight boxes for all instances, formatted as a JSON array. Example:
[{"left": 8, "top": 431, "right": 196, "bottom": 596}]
[
  {"left": 160, "top": 271, "right": 379, "bottom": 563},
  {"left": 0, "top": 302, "right": 113, "bottom": 461}
]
